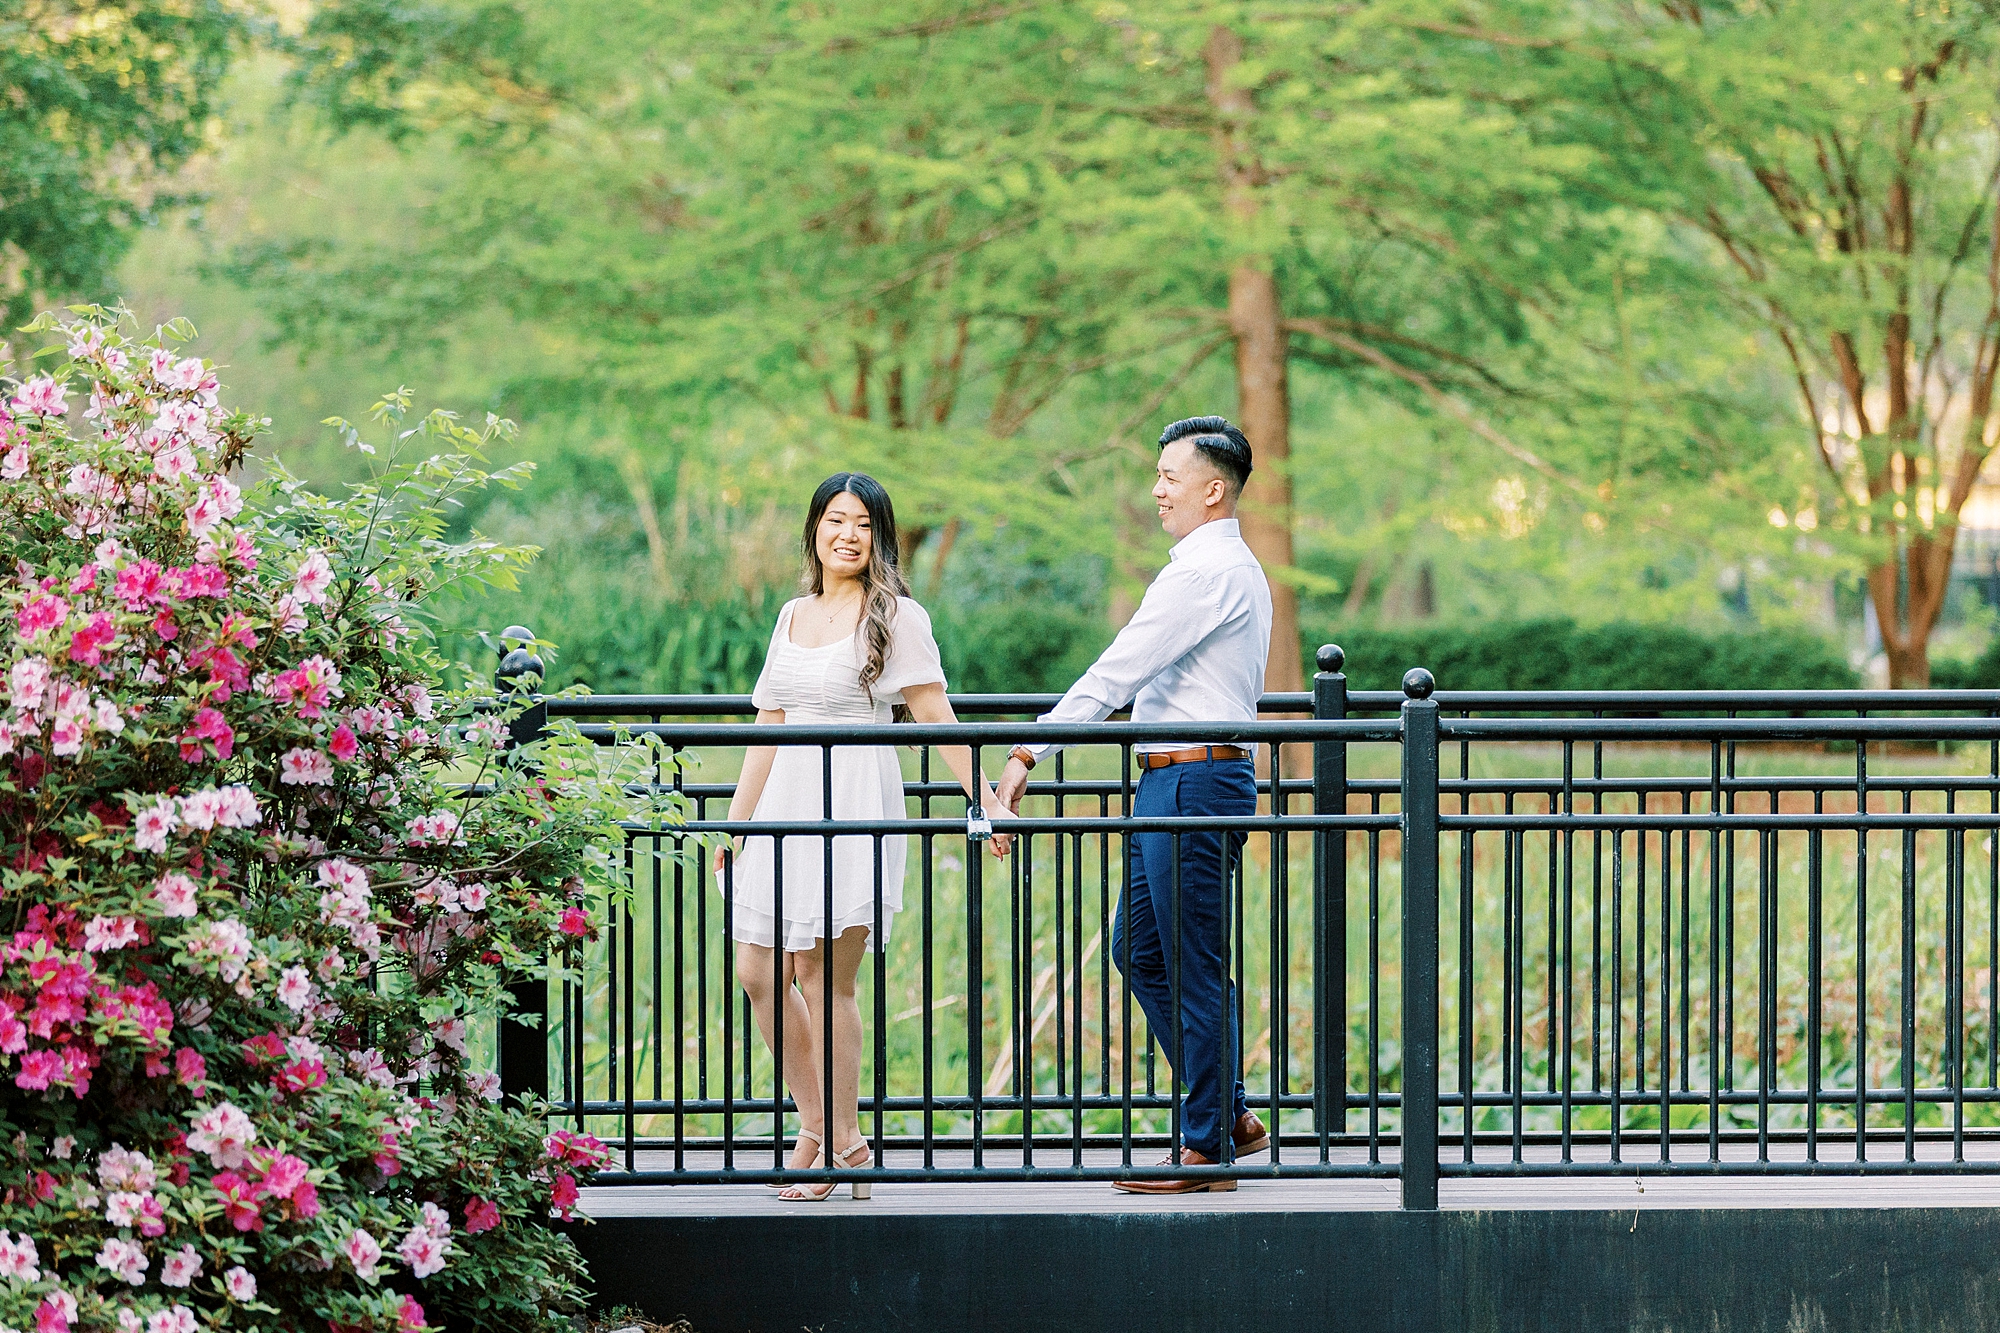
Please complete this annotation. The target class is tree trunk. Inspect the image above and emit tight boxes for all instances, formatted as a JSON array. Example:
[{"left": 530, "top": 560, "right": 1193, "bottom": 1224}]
[{"left": 1206, "top": 24, "right": 1300, "bottom": 693}]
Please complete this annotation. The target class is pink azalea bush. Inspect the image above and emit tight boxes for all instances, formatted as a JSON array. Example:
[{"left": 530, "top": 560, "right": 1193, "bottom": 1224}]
[{"left": 0, "top": 310, "right": 655, "bottom": 1332}]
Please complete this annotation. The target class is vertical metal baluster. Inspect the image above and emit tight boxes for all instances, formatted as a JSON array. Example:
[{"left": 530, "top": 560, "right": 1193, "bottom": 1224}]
[
  {"left": 1856, "top": 730, "right": 1870, "bottom": 1162},
  {"left": 1313, "top": 647, "right": 1349, "bottom": 1156},
  {"left": 1635, "top": 792, "right": 1648, "bottom": 1102},
  {"left": 1120, "top": 746, "right": 1133, "bottom": 1169},
  {"left": 772, "top": 835, "right": 785, "bottom": 1174},
  {"left": 610, "top": 847, "right": 623, "bottom": 1167},
  {"left": 1724, "top": 726, "right": 1737, "bottom": 1099},
  {"left": 1658, "top": 822, "right": 1672, "bottom": 1165},
  {"left": 1990, "top": 731, "right": 1998, "bottom": 1096},
  {"left": 1707, "top": 740, "right": 1722, "bottom": 1162},
  {"left": 1399, "top": 676, "right": 1441, "bottom": 1211},
  {"left": 1902, "top": 788, "right": 1917, "bottom": 1161},
  {"left": 1458, "top": 740, "right": 1474, "bottom": 1162},
  {"left": 1680, "top": 794, "right": 1692, "bottom": 1095},
  {"left": 722, "top": 841, "right": 734, "bottom": 1171},
  {"left": 1169, "top": 829, "right": 1183, "bottom": 1167},
  {"left": 1808, "top": 787, "right": 1823, "bottom": 1162},
  {"left": 1504, "top": 808, "right": 1520, "bottom": 1152},
  {"left": 1020, "top": 822, "right": 1034, "bottom": 1167},
  {"left": 821, "top": 744, "right": 835, "bottom": 1187},
  {"left": 1071, "top": 755, "right": 1086, "bottom": 1168},
  {"left": 873, "top": 835, "right": 886, "bottom": 1177},
  {"left": 623, "top": 838, "right": 637, "bottom": 1173},
  {"left": 1593, "top": 727, "right": 1604, "bottom": 1094},
  {"left": 1611, "top": 829, "right": 1623, "bottom": 1164},
  {"left": 1950, "top": 795, "right": 1965, "bottom": 1162},
  {"left": 970, "top": 764, "right": 986, "bottom": 1171},
  {"left": 1369, "top": 810, "right": 1382, "bottom": 1161},
  {"left": 1561, "top": 740, "right": 1575, "bottom": 1163},
  {"left": 1270, "top": 742, "right": 1286, "bottom": 1162},
  {"left": 920, "top": 745, "right": 936, "bottom": 1170},
  {"left": 1756, "top": 817, "right": 1772, "bottom": 1164}
]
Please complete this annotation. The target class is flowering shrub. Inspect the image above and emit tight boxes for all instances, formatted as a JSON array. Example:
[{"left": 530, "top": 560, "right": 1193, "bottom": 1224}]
[{"left": 0, "top": 309, "right": 664, "bottom": 1332}]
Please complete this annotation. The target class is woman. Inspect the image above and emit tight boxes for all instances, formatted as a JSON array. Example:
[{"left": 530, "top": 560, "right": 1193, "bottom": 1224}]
[{"left": 714, "top": 472, "right": 1011, "bottom": 1201}]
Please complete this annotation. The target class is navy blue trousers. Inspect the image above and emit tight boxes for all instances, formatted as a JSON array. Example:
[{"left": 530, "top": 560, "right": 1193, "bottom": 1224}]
[{"left": 1113, "top": 756, "right": 1254, "bottom": 1159}]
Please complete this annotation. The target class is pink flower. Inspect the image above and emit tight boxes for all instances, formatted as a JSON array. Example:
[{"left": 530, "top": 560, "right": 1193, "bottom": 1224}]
[
  {"left": 178, "top": 707, "right": 235, "bottom": 763},
  {"left": 397, "top": 1225, "right": 450, "bottom": 1278},
  {"left": 223, "top": 1266, "right": 256, "bottom": 1300},
  {"left": 271, "top": 1057, "right": 327, "bottom": 1097},
  {"left": 113, "top": 559, "right": 164, "bottom": 607},
  {"left": 341, "top": 1228, "right": 384, "bottom": 1282},
  {"left": 9, "top": 656, "right": 51, "bottom": 712},
  {"left": 154, "top": 444, "right": 197, "bottom": 482},
  {"left": 0, "top": 441, "right": 28, "bottom": 479},
  {"left": 95, "top": 1236, "right": 148, "bottom": 1284},
  {"left": 275, "top": 965, "right": 314, "bottom": 1012},
  {"left": 211, "top": 1170, "right": 264, "bottom": 1232},
  {"left": 280, "top": 747, "right": 334, "bottom": 785},
  {"left": 14, "top": 1049, "right": 62, "bottom": 1091},
  {"left": 558, "top": 906, "right": 591, "bottom": 937},
  {"left": 550, "top": 1171, "right": 580, "bottom": 1220},
  {"left": 328, "top": 723, "right": 360, "bottom": 761},
  {"left": 16, "top": 593, "right": 67, "bottom": 637},
  {"left": 35, "top": 1290, "right": 75, "bottom": 1333},
  {"left": 67, "top": 611, "right": 116, "bottom": 665},
  {"left": 396, "top": 1295, "right": 426, "bottom": 1333},
  {"left": 151, "top": 872, "right": 199, "bottom": 918},
  {"left": 187, "top": 1101, "right": 256, "bottom": 1167},
  {"left": 464, "top": 1197, "right": 501, "bottom": 1233},
  {"left": 145, "top": 1307, "right": 197, "bottom": 1333},
  {"left": 12, "top": 375, "right": 67, "bottom": 417},
  {"left": 0, "top": 1230, "right": 40, "bottom": 1281},
  {"left": 132, "top": 798, "right": 179, "bottom": 854},
  {"left": 268, "top": 655, "right": 343, "bottom": 718},
  {"left": 174, "top": 1047, "right": 207, "bottom": 1093},
  {"left": 159, "top": 1243, "right": 201, "bottom": 1288},
  {"left": 82, "top": 915, "right": 138, "bottom": 953},
  {"left": 293, "top": 550, "right": 335, "bottom": 605}
]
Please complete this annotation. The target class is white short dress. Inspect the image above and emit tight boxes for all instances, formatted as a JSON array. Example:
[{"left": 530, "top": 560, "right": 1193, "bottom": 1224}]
[{"left": 723, "top": 595, "right": 946, "bottom": 952}]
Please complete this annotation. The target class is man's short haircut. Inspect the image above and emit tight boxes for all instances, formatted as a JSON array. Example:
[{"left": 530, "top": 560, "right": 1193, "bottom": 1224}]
[{"left": 1158, "top": 415, "right": 1253, "bottom": 494}]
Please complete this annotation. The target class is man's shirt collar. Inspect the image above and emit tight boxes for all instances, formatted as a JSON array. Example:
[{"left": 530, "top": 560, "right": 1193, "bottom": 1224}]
[{"left": 1168, "top": 516, "right": 1241, "bottom": 562}]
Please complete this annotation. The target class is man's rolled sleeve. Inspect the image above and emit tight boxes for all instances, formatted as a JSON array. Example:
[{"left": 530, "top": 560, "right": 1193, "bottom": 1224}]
[{"left": 1024, "top": 561, "right": 1223, "bottom": 762}]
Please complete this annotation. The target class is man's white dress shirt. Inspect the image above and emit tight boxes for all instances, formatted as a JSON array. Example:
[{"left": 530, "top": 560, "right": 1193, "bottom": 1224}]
[{"left": 1025, "top": 517, "right": 1271, "bottom": 761}]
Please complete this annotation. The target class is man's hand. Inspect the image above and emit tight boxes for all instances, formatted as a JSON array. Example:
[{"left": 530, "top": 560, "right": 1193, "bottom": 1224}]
[{"left": 996, "top": 756, "right": 1031, "bottom": 813}]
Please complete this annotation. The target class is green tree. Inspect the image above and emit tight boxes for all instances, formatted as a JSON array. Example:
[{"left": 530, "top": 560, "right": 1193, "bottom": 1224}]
[
  {"left": 1417, "top": 0, "right": 2000, "bottom": 684},
  {"left": 0, "top": 0, "right": 247, "bottom": 328}
]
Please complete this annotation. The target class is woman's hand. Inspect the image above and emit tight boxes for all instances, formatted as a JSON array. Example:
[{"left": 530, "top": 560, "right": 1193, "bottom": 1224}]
[
  {"left": 984, "top": 801, "right": 1016, "bottom": 858},
  {"left": 711, "top": 836, "right": 744, "bottom": 877}
]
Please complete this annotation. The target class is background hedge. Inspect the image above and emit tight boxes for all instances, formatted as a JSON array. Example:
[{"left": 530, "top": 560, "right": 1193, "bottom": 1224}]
[{"left": 1306, "top": 619, "right": 1860, "bottom": 693}]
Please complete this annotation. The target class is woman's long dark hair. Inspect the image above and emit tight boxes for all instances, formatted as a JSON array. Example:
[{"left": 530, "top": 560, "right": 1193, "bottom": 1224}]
[{"left": 800, "top": 472, "right": 909, "bottom": 698}]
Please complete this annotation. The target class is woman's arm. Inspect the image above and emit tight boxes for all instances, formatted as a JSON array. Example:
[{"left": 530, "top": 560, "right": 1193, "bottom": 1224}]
[
  {"left": 712, "top": 708, "right": 785, "bottom": 874},
  {"left": 898, "top": 682, "right": 1013, "bottom": 857}
]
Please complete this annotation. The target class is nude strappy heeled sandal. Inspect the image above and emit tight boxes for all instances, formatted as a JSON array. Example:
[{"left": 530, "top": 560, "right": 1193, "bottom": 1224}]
[
  {"left": 767, "top": 1128, "right": 822, "bottom": 1189},
  {"left": 778, "top": 1138, "right": 871, "bottom": 1202}
]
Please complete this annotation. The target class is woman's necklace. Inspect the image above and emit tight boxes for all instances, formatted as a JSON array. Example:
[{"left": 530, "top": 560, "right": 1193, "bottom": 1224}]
[{"left": 817, "top": 589, "right": 862, "bottom": 624}]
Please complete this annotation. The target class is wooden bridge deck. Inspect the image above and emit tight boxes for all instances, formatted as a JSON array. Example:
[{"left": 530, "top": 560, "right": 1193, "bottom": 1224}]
[{"left": 580, "top": 1140, "right": 2000, "bottom": 1216}]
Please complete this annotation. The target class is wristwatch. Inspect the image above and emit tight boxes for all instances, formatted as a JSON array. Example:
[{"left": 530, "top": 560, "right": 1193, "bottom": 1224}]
[{"left": 1009, "top": 746, "right": 1037, "bottom": 770}]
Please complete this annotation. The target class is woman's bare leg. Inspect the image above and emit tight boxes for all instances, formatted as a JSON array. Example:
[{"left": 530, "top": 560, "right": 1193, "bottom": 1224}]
[
  {"left": 792, "top": 926, "right": 872, "bottom": 1154},
  {"left": 734, "top": 942, "right": 823, "bottom": 1168}
]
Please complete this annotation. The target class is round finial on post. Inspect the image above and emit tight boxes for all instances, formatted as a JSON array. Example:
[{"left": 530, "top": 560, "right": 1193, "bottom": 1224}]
[
  {"left": 1402, "top": 667, "right": 1435, "bottom": 701},
  {"left": 496, "top": 625, "right": 544, "bottom": 694},
  {"left": 1316, "top": 643, "right": 1345, "bottom": 675}
]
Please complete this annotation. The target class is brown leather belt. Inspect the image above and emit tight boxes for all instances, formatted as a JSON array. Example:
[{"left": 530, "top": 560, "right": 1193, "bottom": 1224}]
[{"left": 1138, "top": 745, "right": 1250, "bottom": 770}]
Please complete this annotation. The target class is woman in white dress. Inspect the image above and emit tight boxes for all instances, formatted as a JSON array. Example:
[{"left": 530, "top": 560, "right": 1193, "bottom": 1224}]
[{"left": 712, "top": 472, "right": 1012, "bottom": 1201}]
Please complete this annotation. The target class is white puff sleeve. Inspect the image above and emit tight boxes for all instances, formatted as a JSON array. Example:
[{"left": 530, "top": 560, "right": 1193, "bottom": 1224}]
[
  {"left": 748, "top": 601, "right": 796, "bottom": 711},
  {"left": 874, "top": 597, "right": 947, "bottom": 701}
]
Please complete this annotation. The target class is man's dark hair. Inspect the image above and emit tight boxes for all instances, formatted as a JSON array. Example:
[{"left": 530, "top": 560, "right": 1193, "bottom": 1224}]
[{"left": 1158, "top": 415, "right": 1253, "bottom": 494}]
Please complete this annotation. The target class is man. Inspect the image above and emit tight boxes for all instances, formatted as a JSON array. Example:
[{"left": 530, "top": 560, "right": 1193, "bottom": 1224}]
[{"left": 995, "top": 415, "right": 1272, "bottom": 1193}]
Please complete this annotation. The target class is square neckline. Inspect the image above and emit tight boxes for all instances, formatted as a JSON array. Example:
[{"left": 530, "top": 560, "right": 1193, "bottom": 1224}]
[{"left": 783, "top": 598, "right": 861, "bottom": 652}]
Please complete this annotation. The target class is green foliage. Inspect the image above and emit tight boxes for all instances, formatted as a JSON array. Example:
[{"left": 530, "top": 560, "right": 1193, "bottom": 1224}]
[
  {"left": 1315, "top": 619, "right": 1860, "bottom": 694},
  {"left": 0, "top": 1, "right": 246, "bottom": 328}
]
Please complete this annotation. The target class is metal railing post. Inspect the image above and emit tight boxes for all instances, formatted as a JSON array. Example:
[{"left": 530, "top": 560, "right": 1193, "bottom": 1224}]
[
  {"left": 496, "top": 625, "right": 551, "bottom": 1104},
  {"left": 1399, "top": 667, "right": 1441, "bottom": 1211},
  {"left": 1313, "top": 644, "right": 1349, "bottom": 1142}
]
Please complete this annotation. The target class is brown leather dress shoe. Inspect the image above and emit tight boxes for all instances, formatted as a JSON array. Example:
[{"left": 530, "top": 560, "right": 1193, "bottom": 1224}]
[
  {"left": 1111, "top": 1147, "right": 1239, "bottom": 1195},
  {"left": 1233, "top": 1111, "right": 1271, "bottom": 1157}
]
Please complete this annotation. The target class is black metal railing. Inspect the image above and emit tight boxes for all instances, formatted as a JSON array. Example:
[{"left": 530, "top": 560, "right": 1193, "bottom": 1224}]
[{"left": 493, "top": 641, "right": 2000, "bottom": 1209}]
